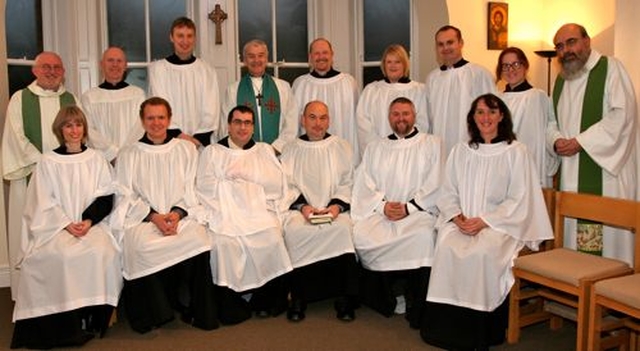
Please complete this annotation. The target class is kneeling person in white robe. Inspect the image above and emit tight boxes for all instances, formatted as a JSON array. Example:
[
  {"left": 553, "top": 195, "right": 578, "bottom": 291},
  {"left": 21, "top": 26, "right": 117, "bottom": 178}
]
[
  {"left": 197, "top": 105, "right": 292, "bottom": 324},
  {"left": 11, "top": 106, "right": 122, "bottom": 349},
  {"left": 281, "top": 101, "right": 359, "bottom": 322},
  {"left": 421, "top": 94, "right": 553, "bottom": 350},
  {"left": 352, "top": 97, "right": 443, "bottom": 327},
  {"left": 113, "top": 97, "right": 218, "bottom": 333}
]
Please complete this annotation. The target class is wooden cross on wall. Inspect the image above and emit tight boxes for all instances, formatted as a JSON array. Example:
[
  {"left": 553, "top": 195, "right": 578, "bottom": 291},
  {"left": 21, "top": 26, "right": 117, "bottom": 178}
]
[{"left": 208, "top": 4, "right": 228, "bottom": 45}]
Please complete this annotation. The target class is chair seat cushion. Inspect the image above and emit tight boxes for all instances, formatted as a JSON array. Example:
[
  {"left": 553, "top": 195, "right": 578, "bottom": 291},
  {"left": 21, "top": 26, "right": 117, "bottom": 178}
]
[
  {"left": 514, "top": 248, "right": 630, "bottom": 286},
  {"left": 595, "top": 274, "right": 640, "bottom": 309}
]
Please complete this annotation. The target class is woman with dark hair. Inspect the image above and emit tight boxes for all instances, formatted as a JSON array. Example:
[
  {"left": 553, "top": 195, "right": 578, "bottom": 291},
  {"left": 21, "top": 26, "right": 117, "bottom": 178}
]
[
  {"left": 11, "top": 106, "right": 122, "bottom": 349},
  {"left": 496, "top": 47, "right": 559, "bottom": 187},
  {"left": 421, "top": 94, "right": 553, "bottom": 350}
]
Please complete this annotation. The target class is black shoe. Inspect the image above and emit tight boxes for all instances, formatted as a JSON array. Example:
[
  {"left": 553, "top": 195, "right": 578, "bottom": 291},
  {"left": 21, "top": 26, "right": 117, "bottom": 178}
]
[
  {"left": 286, "top": 299, "right": 306, "bottom": 322},
  {"left": 255, "top": 310, "right": 270, "bottom": 318},
  {"left": 336, "top": 306, "right": 355, "bottom": 322}
]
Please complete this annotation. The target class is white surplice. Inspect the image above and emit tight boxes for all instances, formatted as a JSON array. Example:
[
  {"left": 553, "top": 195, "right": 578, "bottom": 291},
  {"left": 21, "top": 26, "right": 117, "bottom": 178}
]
[
  {"left": 501, "top": 87, "right": 560, "bottom": 187},
  {"left": 2, "top": 82, "right": 97, "bottom": 299},
  {"left": 13, "top": 148, "right": 122, "bottom": 321},
  {"left": 426, "top": 141, "right": 553, "bottom": 312},
  {"left": 355, "top": 80, "right": 429, "bottom": 156},
  {"left": 426, "top": 63, "right": 496, "bottom": 156},
  {"left": 197, "top": 141, "right": 293, "bottom": 291},
  {"left": 81, "top": 84, "right": 146, "bottom": 152},
  {"left": 221, "top": 77, "right": 299, "bottom": 153},
  {"left": 113, "top": 138, "right": 211, "bottom": 280},
  {"left": 352, "top": 132, "right": 443, "bottom": 271},
  {"left": 549, "top": 50, "right": 638, "bottom": 265},
  {"left": 281, "top": 135, "right": 355, "bottom": 268},
  {"left": 292, "top": 73, "right": 361, "bottom": 165},
  {"left": 148, "top": 58, "right": 221, "bottom": 139}
]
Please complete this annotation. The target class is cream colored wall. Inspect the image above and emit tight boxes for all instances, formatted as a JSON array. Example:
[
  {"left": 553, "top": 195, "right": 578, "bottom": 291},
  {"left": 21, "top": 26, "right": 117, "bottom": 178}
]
[{"left": 445, "top": 0, "right": 615, "bottom": 92}]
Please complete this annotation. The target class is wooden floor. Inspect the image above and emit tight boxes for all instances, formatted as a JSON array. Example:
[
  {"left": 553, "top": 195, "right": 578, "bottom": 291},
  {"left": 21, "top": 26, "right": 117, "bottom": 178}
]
[{"left": 0, "top": 288, "right": 577, "bottom": 350}]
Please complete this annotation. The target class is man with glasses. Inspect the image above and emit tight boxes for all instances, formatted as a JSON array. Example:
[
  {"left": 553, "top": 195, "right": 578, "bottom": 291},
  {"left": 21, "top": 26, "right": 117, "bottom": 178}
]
[
  {"left": 2, "top": 51, "right": 115, "bottom": 299},
  {"left": 425, "top": 25, "right": 495, "bottom": 156},
  {"left": 549, "top": 23, "right": 638, "bottom": 264},
  {"left": 197, "top": 105, "right": 292, "bottom": 324}
]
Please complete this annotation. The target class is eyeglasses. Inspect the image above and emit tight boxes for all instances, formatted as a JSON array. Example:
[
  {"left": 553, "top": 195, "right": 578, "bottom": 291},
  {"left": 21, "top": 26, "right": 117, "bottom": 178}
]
[
  {"left": 554, "top": 37, "right": 580, "bottom": 51},
  {"left": 230, "top": 119, "right": 254, "bottom": 127},
  {"left": 37, "top": 64, "right": 64, "bottom": 72},
  {"left": 501, "top": 61, "right": 523, "bottom": 72}
]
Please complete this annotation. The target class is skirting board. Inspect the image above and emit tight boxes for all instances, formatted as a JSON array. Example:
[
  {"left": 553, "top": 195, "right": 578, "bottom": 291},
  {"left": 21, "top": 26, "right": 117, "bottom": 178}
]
[{"left": 0, "top": 264, "right": 9, "bottom": 287}]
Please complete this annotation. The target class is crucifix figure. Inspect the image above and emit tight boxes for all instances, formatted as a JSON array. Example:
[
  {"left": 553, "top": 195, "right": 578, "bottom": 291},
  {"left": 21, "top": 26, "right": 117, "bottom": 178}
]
[
  {"left": 256, "top": 93, "right": 263, "bottom": 106},
  {"left": 208, "top": 4, "right": 228, "bottom": 45}
]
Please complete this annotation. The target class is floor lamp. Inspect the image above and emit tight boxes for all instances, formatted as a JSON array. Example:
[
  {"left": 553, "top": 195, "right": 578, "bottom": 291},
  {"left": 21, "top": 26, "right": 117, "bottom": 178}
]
[{"left": 534, "top": 50, "right": 557, "bottom": 95}]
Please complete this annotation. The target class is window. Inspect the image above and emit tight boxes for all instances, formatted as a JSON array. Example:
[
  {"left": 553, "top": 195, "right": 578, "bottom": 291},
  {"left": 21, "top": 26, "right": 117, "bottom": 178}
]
[
  {"left": 106, "top": 0, "right": 189, "bottom": 90},
  {"left": 5, "top": 0, "right": 43, "bottom": 96},
  {"left": 237, "top": 0, "right": 309, "bottom": 83},
  {"left": 358, "top": 0, "right": 411, "bottom": 87}
]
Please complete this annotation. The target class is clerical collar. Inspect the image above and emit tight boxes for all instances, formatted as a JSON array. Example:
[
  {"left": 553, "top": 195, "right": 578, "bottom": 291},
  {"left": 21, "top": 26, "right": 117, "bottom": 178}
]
[
  {"left": 218, "top": 136, "right": 256, "bottom": 150},
  {"left": 99, "top": 80, "right": 129, "bottom": 90},
  {"left": 384, "top": 77, "right": 411, "bottom": 84},
  {"left": 53, "top": 144, "right": 88, "bottom": 155},
  {"left": 300, "top": 133, "right": 331, "bottom": 141},
  {"left": 139, "top": 133, "right": 174, "bottom": 145},
  {"left": 439, "top": 58, "right": 469, "bottom": 71},
  {"left": 388, "top": 127, "right": 418, "bottom": 140},
  {"left": 505, "top": 80, "right": 533, "bottom": 92},
  {"left": 311, "top": 68, "right": 340, "bottom": 79},
  {"left": 166, "top": 53, "right": 196, "bottom": 65}
]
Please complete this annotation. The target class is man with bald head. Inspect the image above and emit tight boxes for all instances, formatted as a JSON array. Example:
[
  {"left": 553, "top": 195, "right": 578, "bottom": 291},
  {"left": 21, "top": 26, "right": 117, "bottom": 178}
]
[
  {"left": 82, "top": 47, "right": 146, "bottom": 154},
  {"left": 292, "top": 39, "right": 360, "bottom": 164},
  {"left": 281, "top": 100, "right": 358, "bottom": 322},
  {"left": 549, "top": 23, "right": 638, "bottom": 264}
]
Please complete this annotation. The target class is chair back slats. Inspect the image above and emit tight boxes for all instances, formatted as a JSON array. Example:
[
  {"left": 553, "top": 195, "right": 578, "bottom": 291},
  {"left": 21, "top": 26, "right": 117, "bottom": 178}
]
[{"left": 553, "top": 191, "right": 639, "bottom": 252}]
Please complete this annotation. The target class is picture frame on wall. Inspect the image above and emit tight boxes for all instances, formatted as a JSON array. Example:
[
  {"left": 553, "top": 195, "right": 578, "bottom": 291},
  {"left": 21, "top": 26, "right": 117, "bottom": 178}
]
[{"left": 487, "top": 2, "right": 508, "bottom": 50}]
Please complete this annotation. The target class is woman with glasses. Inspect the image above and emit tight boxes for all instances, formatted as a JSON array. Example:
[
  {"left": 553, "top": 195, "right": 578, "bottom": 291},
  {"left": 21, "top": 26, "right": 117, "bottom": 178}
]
[{"left": 496, "top": 47, "right": 559, "bottom": 187}]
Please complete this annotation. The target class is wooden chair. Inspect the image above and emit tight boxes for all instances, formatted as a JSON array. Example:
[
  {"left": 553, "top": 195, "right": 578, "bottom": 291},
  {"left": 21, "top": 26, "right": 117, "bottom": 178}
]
[
  {"left": 587, "top": 199, "right": 640, "bottom": 351},
  {"left": 507, "top": 191, "right": 635, "bottom": 351}
]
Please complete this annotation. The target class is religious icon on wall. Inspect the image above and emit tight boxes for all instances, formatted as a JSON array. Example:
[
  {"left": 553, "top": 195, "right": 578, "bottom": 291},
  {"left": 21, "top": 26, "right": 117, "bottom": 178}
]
[{"left": 487, "top": 2, "right": 508, "bottom": 50}]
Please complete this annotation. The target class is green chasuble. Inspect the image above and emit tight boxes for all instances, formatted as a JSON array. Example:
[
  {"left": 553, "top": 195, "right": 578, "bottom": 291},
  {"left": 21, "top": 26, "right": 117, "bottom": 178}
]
[
  {"left": 21, "top": 88, "right": 76, "bottom": 152},
  {"left": 236, "top": 75, "right": 281, "bottom": 144},
  {"left": 552, "top": 55, "right": 607, "bottom": 255}
]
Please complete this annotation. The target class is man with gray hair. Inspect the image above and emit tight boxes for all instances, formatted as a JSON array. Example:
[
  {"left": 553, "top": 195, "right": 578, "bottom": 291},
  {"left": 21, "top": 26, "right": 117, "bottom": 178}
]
[
  {"left": 221, "top": 39, "right": 298, "bottom": 154},
  {"left": 550, "top": 23, "right": 638, "bottom": 264}
]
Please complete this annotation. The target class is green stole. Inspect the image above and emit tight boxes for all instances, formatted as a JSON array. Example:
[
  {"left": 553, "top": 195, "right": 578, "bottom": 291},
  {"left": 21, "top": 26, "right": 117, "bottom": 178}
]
[
  {"left": 22, "top": 88, "right": 76, "bottom": 152},
  {"left": 236, "top": 74, "right": 281, "bottom": 143},
  {"left": 553, "top": 55, "right": 607, "bottom": 255}
]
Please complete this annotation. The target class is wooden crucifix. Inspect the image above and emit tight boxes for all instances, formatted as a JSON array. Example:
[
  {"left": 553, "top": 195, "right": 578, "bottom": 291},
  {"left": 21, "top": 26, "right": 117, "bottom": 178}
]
[{"left": 208, "top": 4, "right": 228, "bottom": 45}]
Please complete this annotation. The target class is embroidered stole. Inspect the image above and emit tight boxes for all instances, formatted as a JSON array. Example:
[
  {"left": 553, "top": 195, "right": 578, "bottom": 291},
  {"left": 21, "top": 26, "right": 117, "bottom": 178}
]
[
  {"left": 237, "top": 75, "right": 281, "bottom": 143},
  {"left": 22, "top": 88, "right": 76, "bottom": 152},
  {"left": 553, "top": 55, "right": 607, "bottom": 255}
]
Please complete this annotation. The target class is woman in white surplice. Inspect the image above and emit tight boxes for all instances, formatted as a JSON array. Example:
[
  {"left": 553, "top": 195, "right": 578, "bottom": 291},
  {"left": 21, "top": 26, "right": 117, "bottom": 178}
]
[
  {"left": 112, "top": 97, "right": 218, "bottom": 333},
  {"left": 11, "top": 106, "right": 122, "bottom": 349},
  {"left": 196, "top": 105, "right": 292, "bottom": 324},
  {"left": 421, "top": 94, "right": 553, "bottom": 350}
]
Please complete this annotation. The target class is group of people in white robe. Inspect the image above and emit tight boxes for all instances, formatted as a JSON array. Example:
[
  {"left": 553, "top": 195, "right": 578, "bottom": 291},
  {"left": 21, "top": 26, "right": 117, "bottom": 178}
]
[{"left": 5, "top": 17, "right": 637, "bottom": 350}]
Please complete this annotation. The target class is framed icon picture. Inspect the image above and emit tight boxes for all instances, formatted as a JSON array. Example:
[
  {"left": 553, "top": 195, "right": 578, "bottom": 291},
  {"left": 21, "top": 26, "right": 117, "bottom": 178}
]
[{"left": 488, "top": 2, "right": 508, "bottom": 50}]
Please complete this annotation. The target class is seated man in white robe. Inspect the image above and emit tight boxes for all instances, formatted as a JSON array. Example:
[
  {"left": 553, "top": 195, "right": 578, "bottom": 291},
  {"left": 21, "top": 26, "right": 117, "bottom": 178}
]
[
  {"left": 281, "top": 100, "right": 359, "bottom": 322},
  {"left": 113, "top": 97, "right": 218, "bottom": 333},
  {"left": 11, "top": 106, "right": 122, "bottom": 349},
  {"left": 352, "top": 97, "right": 443, "bottom": 327},
  {"left": 197, "top": 105, "right": 293, "bottom": 324}
]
